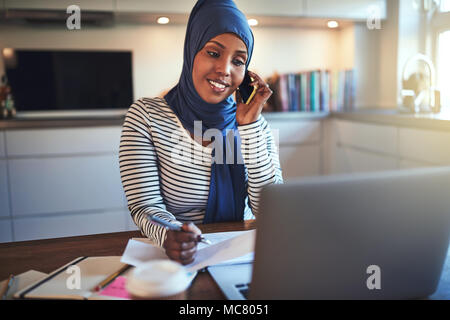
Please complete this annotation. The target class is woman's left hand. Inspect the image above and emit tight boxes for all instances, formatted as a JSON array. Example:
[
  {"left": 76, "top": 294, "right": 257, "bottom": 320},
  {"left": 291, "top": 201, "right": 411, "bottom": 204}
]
[{"left": 235, "top": 70, "right": 273, "bottom": 126}]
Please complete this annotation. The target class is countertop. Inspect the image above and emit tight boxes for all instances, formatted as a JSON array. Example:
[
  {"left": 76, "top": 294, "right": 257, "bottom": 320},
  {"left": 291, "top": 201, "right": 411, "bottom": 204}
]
[
  {"left": 2, "top": 108, "right": 450, "bottom": 131},
  {"left": 332, "top": 109, "right": 450, "bottom": 132}
]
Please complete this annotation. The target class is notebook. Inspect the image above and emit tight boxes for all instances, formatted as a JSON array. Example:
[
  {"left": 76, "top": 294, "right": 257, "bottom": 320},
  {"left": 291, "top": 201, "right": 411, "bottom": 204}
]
[{"left": 14, "top": 256, "right": 131, "bottom": 300}]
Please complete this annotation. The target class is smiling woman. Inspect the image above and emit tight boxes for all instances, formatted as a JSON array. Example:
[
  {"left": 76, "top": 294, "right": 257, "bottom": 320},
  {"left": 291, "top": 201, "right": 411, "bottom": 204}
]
[
  {"left": 192, "top": 33, "right": 247, "bottom": 104},
  {"left": 119, "top": 0, "right": 283, "bottom": 265}
]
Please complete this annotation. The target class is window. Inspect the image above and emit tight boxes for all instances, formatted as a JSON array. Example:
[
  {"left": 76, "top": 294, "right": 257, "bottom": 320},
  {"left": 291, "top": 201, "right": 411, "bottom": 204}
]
[
  {"left": 440, "top": 0, "right": 450, "bottom": 12},
  {"left": 437, "top": 31, "right": 450, "bottom": 109},
  {"left": 433, "top": 0, "right": 450, "bottom": 110}
]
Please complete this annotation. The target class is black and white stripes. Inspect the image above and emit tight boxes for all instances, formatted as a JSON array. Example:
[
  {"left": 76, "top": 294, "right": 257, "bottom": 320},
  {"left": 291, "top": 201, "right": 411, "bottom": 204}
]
[{"left": 119, "top": 97, "right": 283, "bottom": 246}]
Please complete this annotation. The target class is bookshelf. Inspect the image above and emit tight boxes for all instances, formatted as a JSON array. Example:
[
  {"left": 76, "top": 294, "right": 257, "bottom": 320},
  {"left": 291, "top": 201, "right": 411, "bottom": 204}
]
[{"left": 264, "top": 69, "right": 356, "bottom": 114}]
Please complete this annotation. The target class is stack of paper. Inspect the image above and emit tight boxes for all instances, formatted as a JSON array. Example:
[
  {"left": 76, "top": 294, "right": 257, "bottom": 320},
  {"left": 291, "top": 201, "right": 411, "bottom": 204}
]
[{"left": 120, "top": 230, "right": 256, "bottom": 272}]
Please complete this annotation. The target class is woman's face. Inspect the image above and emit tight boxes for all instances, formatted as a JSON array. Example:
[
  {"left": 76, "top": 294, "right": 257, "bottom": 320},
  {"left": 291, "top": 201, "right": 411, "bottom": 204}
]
[{"left": 192, "top": 33, "right": 248, "bottom": 104}]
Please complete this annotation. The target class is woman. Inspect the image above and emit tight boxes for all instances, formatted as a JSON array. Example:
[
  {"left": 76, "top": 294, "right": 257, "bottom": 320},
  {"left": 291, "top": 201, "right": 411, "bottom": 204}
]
[{"left": 119, "top": 0, "right": 283, "bottom": 265}]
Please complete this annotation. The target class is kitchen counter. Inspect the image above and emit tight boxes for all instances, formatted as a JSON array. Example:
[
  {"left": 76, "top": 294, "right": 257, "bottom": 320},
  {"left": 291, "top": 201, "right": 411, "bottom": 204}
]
[
  {"left": 332, "top": 109, "right": 450, "bottom": 132},
  {"left": 0, "top": 116, "right": 125, "bottom": 130},
  {"left": 1, "top": 108, "right": 450, "bottom": 131},
  {"left": 0, "top": 111, "right": 329, "bottom": 130}
]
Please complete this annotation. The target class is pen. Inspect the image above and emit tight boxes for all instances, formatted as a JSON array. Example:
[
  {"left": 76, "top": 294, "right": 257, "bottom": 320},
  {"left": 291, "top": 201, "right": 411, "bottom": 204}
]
[
  {"left": 0, "top": 274, "right": 14, "bottom": 300},
  {"left": 94, "top": 264, "right": 131, "bottom": 292},
  {"left": 148, "top": 215, "right": 212, "bottom": 245}
]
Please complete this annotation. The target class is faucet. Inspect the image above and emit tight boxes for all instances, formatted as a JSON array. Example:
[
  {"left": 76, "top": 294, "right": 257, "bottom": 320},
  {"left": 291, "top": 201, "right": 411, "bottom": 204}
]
[{"left": 400, "top": 53, "right": 440, "bottom": 113}]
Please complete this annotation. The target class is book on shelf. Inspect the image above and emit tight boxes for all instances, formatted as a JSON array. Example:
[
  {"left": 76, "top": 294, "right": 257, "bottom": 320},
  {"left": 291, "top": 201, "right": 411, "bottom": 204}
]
[{"left": 265, "top": 69, "right": 355, "bottom": 113}]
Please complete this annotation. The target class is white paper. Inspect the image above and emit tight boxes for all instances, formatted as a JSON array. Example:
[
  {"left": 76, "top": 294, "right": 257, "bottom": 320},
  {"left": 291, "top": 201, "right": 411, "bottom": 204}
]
[
  {"left": 120, "top": 239, "right": 168, "bottom": 266},
  {"left": 185, "top": 230, "right": 255, "bottom": 272},
  {"left": 120, "top": 230, "right": 256, "bottom": 272}
]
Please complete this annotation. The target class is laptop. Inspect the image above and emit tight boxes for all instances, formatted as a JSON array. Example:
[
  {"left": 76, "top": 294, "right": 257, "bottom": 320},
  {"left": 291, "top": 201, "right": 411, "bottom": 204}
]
[{"left": 208, "top": 166, "right": 450, "bottom": 299}]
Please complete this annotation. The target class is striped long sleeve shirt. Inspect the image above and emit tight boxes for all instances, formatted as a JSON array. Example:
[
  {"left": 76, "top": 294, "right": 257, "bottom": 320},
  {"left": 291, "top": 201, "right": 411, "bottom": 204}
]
[{"left": 119, "top": 97, "right": 283, "bottom": 246}]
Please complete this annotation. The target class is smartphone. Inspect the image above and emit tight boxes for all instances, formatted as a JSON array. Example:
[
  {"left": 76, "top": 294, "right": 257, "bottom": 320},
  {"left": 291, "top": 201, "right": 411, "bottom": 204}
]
[{"left": 238, "top": 72, "right": 257, "bottom": 104}]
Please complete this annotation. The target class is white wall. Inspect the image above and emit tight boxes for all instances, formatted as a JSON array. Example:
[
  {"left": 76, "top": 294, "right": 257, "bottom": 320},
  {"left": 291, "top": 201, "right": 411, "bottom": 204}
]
[
  {"left": 353, "top": 0, "right": 399, "bottom": 109},
  {"left": 251, "top": 26, "right": 341, "bottom": 75},
  {"left": 0, "top": 22, "right": 346, "bottom": 101},
  {"left": 337, "top": 24, "right": 355, "bottom": 70}
]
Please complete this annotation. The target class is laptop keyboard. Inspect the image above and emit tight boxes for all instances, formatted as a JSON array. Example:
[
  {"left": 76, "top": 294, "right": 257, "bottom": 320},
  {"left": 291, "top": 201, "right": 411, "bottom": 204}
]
[{"left": 235, "top": 283, "right": 250, "bottom": 299}]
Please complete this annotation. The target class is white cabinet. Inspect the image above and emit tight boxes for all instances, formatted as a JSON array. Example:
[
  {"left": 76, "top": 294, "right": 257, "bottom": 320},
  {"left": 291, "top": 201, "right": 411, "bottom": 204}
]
[
  {"left": 398, "top": 128, "right": 450, "bottom": 165},
  {"left": 0, "top": 160, "right": 10, "bottom": 218},
  {"left": 13, "top": 209, "right": 129, "bottom": 241},
  {"left": 5, "top": 0, "right": 115, "bottom": 11},
  {"left": 116, "top": 0, "right": 195, "bottom": 13},
  {"left": 268, "top": 119, "right": 322, "bottom": 180},
  {"left": 1, "top": 125, "right": 129, "bottom": 243},
  {"left": 0, "top": 131, "right": 10, "bottom": 229},
  {"left": 0, "top": 131, "right": 5, "bottom": 158},
  {"left": 399, "top": 158, "right": 434, "bottom": 169},
  {"left": 271, "top": 120, "right": 321, "bottom": 145},
  {"left": 116, "top": 0, "right": 305, "bottom": 16},
  {"left": 3, "top": 0, "right": 387, "bottom": 21},
  {"left": 334, "top": 120, "right": 397, "bottom": 155},
  {"left": 0, "top": 131, "right": 8, "bottom": 218},
  {"left": 329, "top": 119, "right": 450, "bottom": 175},
  {"left": 331, "top": 120, "right": 398, "bottom": 174},
  {"left": 305, "top": 0, "right": 386, "bottom": 20},
  {"left": 6, "top": 126, "right": 122, "bottom": 156},
  {"left": 9, "top": 155, "right": 124, "bottom": 216},
  {"left": 235, "top": 0, "right": 305, "bottom": 17},
  {"left": 0, "top": 219, "right": 12, "bottom": 242},
  {"left": 280, "top": 145, "right": 321, "bottom": 179},
  {"left": 335, "top": 145, "right": 397, "bottom": 174}
]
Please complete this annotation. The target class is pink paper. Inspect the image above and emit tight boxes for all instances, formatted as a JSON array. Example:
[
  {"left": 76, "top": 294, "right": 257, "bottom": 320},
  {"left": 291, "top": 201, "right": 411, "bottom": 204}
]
[{"left": 98, "top": 276, "right": 131, "bottom": 299}]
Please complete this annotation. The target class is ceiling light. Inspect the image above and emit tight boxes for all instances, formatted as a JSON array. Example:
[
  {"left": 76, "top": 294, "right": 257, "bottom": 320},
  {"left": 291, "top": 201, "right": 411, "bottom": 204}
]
[
  {"left": 157, "top": 17, "right": 170, "bottom": 24},
  {"left": 2, "top": 48, "right": 14, "bottom": 58},
  {"left": 327, "top": 20, "right": 339, "bottom": 28},
  {"left": 248, "top": 19, "right": 258, "bottom": 27}
]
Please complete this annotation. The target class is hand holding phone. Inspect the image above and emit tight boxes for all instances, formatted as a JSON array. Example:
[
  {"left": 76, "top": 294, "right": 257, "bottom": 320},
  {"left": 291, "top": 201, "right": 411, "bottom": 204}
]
[
  {"left": 238, "top": 72, "right": 258, "bottom": 105},
  {"left": 235, "top": 70, "right": 273, "bottom": 126}
]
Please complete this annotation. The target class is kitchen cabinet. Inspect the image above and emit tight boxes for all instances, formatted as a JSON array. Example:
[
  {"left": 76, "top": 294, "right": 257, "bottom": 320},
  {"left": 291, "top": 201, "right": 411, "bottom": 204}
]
[
  {"left": 334, "top": 120, "right": 397, "bottom": 155},
  {"left": 0, "top": 130, "right": 5, "bottom": 158},
  {"left": 267, "top": 119, "right": 322, "bottom": 180},
  {"left": 235, "top": 0, "right": 305, "bottom": 17},
  {"left": 5, "top": 126, "right": 122, "bottom": 156},
  {"left": 0, "top": 220, "right": 12, "bottom": 242},
  {"left": 4, "top": 112, "right": 450, "bottom": 242},
  {"left": 335, "top": 145, "right": 397, "bottom": 174},
  {"left": 116, "top": 0, "right": 305, "bottom": 16},
  {"left": 3, "top": 0, "right": 386, "bottom": 22},
  {"left": 13, "top": 209, "right": 128, "bottom": 242},
  {"left": 1, "top": 126, "right": 135, "bottom": 242},
  {"left": 280, "top": 144, "right": 321, "bottom": 179},
  {"left": 398, "top": 128, "right": 450, "bottom": 166},
  {"left": 0, "top": 131, "right": 9, "bottom": 220},
  {"left": 305, "top": 0, "right": 386, "bottom": 20},
  {"left": 4, "top": 0, "right": 115, "bottom": 11},
  {"left": 399, "top": 158, "right": 433, "bottom": 169},
  {"left": 0, "top": 159, "right": 10, "bottom": 218},
  {"left": 8, "top": 155, "right": 125, "bottom": 216},
  {"left": 329, "top": 119, "right": 450, "bottom": 175},
  {"left": 330, "top": 120, "right": 398, "bottom": 174},
  {"left": 0, "top": 118, "right": 325, "bottom": 242},
  {"left": 115, "top": 0, "right": 195, "bottom": 14}
]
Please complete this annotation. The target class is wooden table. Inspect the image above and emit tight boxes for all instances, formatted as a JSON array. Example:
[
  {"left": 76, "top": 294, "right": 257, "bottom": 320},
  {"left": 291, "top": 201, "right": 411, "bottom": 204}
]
[
  {"left": 1, "top": 218, "right": 449, "bottom": 300},
  {"left": 0, "top": 220, "right": 256, "bottom": 300}
]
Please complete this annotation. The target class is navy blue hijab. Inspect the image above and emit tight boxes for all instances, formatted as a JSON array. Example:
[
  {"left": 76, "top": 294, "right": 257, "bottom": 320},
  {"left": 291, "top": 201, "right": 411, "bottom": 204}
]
[{"left": 164, "top": 0, "right": 254, "bottom": 223}]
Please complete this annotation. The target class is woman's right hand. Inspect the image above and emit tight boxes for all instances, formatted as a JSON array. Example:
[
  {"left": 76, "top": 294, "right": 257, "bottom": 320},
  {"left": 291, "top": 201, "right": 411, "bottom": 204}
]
[{"left": 163, "top": 222, "right": 202, "bottom": 265}]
